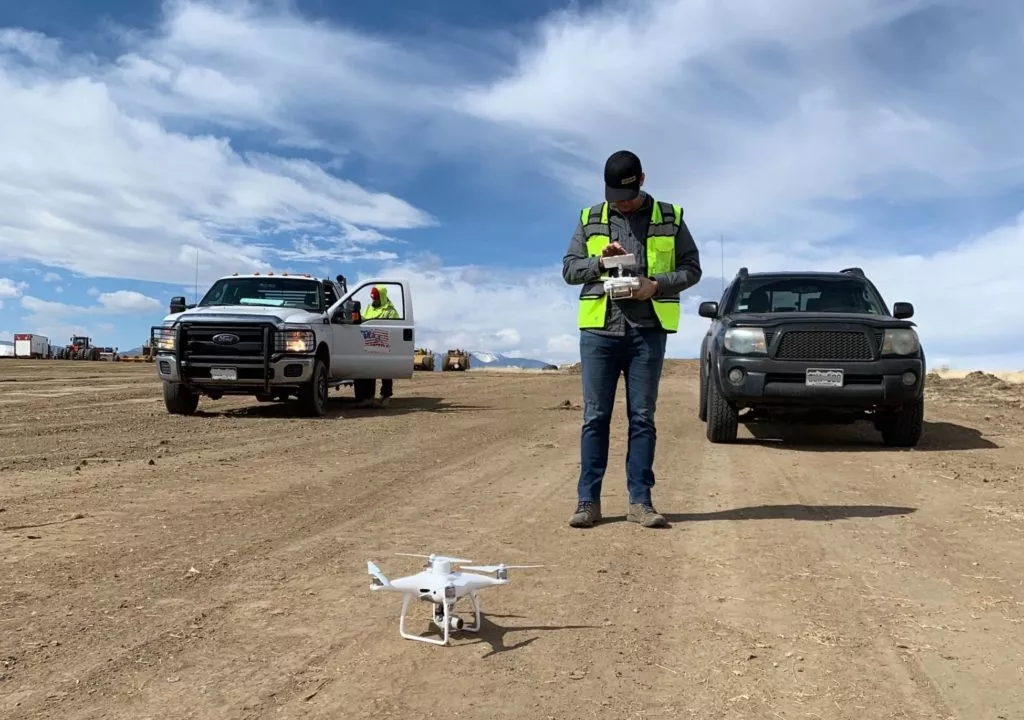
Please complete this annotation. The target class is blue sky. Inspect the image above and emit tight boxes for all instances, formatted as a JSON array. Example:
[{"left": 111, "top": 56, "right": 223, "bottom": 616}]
[{"left": 1, "top": 0, "right": 1023, "bottom": 367}]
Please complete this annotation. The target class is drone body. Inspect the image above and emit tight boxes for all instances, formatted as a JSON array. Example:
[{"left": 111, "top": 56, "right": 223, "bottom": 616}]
[{"left": 367, "top": 553, "right": 542, "bottom": 646}]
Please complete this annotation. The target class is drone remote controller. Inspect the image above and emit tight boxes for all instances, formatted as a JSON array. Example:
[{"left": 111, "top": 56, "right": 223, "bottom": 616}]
[{"left": 602, "top": 253, "right": 641, "bottom": 299}]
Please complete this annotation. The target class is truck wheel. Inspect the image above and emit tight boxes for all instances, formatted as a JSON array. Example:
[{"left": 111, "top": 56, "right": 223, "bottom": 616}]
[
  {"left": 878, "top": 396, "right": 924, "bottom": 448},
  {"left": 297, "top": 357, "right": 329, "bottom": 417},
  {"left": 163, "top": 382, "right": 199, "bottom": 415},
  {"left": 698, "top": 359, "right": 708, "bottom": 422},
  {"left": 705, "top": 373, "right": 738, "bottom": 443}
]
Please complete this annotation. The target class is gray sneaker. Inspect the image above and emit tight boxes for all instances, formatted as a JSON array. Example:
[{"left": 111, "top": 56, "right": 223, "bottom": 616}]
[
  {"left": 627, "top": 503, "right": 667, "bottom": 528},
  {"left": 569, "top": 501, "right": 601, "bottom": 528}
]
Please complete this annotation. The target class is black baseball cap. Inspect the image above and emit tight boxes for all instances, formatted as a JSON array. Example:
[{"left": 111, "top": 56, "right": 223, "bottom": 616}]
[{"left": 604, "top": 150, "right": 642, "bottom": 202}]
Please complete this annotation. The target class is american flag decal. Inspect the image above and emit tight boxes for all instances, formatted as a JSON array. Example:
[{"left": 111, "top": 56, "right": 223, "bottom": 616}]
[{"left": 360, "top": 328, "right": 391, "bottom": 352}]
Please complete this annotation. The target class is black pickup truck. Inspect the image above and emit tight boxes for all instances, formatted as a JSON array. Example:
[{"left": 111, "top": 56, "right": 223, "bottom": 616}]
[{"left": 697, "top": 267, "right": 925, "bottom": 447}]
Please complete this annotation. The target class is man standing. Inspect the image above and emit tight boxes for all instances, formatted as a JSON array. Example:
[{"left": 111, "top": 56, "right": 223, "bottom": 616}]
[
  {"left": 561, "top": 150, "right": 702, "bottom": 528},
  {"left": 355, "top": 285, "right": 399, "bottom": 408}
]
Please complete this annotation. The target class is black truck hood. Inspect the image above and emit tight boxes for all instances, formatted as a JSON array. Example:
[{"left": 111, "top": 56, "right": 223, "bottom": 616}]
[{"left": 726, "top": 312, "right": 915, "bottom": 329}]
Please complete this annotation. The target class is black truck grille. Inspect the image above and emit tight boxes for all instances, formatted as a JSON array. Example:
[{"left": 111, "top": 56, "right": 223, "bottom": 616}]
[
  {"left": 177, "top": 323, "right": 274, "bottom": 382},
  {"left": 182, "top": 325, "right": 269, "bottom": 363},
  {"left": 774, "top": 330, "right": 874, "bottom": 361}
]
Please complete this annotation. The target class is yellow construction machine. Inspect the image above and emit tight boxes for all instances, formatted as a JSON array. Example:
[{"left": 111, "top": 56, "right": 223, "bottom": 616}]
[
  {"left": 413, "top": 348, "right": 435, "bottom": 371},
  {"left": 442, "top": 348, "right": 471, "bottom": 372}
]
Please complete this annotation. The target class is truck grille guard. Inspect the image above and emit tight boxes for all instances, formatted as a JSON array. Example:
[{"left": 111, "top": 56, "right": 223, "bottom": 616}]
[{"left": 151, "top": 322, "right": 276, "bottom": 393}]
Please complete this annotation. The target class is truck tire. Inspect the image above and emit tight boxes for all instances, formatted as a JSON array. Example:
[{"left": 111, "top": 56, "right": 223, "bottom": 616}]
[
  {"left": 163, "top": 382, "right": 199, "bottom": 415},
  {"left": 698, "top": 358, "right": 708, "bottom": 422},
  {"left": 878, "top": 396, "right": 924, "bottom": 448},
  {"left": 705, "top": 373, "right": 738, "bottom": 443},
  {"left": 297, "top": 357, "right": 329, "bottom": 417}
]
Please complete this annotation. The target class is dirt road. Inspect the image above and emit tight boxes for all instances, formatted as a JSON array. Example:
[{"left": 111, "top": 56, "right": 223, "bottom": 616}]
[{"left": 1, "top": 360, "right": 1022, "bottom": 719}]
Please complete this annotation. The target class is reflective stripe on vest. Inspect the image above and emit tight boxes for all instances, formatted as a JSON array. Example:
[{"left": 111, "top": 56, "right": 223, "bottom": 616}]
[{"left": 577, "top": 200, "right": 682, "bottom": 333}]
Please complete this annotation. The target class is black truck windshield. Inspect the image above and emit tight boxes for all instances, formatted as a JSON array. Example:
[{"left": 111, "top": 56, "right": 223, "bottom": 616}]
[
  {"left": 198, "top": 277, "right": 322, "bottom": 311},
  {"left": 729, "top": 276, "right": 886, "bottom": 315}
]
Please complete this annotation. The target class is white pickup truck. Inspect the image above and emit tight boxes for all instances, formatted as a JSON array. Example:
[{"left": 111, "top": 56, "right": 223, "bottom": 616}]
[{"left": 150, "top": 272, "right": 415, "bottom": 417}]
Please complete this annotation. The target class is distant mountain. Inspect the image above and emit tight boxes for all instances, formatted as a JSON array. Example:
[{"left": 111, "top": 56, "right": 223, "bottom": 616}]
[
  {"left": 465, "top": 351, "right": 557, "bottom": 370},
  {"left": 120, "top": 346, "right": 145, "bottom": 357}
]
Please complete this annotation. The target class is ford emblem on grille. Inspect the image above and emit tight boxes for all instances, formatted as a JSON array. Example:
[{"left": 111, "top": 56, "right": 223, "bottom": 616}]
[{"left": 212, "top": 333, "right": 240, "bottom": 345}]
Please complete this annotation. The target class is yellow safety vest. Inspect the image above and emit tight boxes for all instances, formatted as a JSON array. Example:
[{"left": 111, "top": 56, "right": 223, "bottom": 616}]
[{"left": 577, "top": 199, "right": 682, "bottom": 332}]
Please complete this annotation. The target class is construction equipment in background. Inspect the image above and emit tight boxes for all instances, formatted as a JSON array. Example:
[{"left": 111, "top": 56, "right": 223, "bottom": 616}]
[
  {"left": 413, "top": 348, "right": 435, "bottom": 371},
  {"left": 55, "top": 335, "right": 101, "bottom": 361},
  {"left": 442, "top": 348, "right": 471, "bottom": 372},
  {"left": 97, "top": 347, "right": 120, "bottom": 361},
  {"left": 119, "top": 340, "right": 156, "bottom": 363},
  {"left": 14, "top": 333, "right": 49, "bottom": 359}
]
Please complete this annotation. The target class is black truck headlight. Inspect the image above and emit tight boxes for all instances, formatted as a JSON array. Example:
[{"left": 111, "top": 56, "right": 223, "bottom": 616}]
[
  {"left": 881, "top": 328, "right": 919, "bottom": 356},
  {"left": 723, "top": 327, "right": 767, "bottom": 355}
]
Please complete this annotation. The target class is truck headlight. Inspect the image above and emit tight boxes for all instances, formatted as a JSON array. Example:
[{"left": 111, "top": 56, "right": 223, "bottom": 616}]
[
  {"left": 155, "top": 326, "right": 176, "bottom": 352},
  {"left": 723, "top": 327, "right": 767, "bottom": 355},
  {"left": 275, "top": 330, "right": 315, "bottom": 353},
  {"left": 882, "top": 328, "right": 919, "bottom": 356}
]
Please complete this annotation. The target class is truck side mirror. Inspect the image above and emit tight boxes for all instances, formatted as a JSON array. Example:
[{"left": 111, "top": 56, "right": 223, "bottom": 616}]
[
  {"left": 698, "top": 301, "right": 718, "bottom": 319},
  {"left": 892, "top": 302, "right": 914, "bottom": 319},
  {"left": 334, "top": 299, "right": 361, "bottom": 324},
  {"left": 169, "top": 296, "right": 187, "bottom": 314}
]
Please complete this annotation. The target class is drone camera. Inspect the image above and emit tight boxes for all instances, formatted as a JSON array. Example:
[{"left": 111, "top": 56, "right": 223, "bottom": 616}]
[
  {"left": 496, "top": 568, "right": 508, "bottom": 581},
  {"left": 450, "top": 616, "right": 464, "bottom": 631}
]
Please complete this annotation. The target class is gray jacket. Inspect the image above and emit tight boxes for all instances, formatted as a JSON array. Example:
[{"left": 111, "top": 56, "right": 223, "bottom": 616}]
[{"left": 561, "top": 193, "right": 703, "bottom": 335}]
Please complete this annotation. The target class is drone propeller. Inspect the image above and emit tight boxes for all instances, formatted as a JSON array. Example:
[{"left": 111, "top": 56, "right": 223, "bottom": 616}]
[
  {"left": 395, "top": 553, "right": 473, "bottom": 564},
  {"left": 459, "top": 564, "right": 547, "bottom": 573}
]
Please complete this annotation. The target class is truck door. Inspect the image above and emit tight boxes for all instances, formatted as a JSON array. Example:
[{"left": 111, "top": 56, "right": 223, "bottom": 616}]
[{"left": 332, "top": 280, "right": 414, "bottom": 379}]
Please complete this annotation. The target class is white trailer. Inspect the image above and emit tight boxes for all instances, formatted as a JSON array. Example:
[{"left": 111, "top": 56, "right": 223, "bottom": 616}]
[{"left": 14, "top": 333, "right": 49, "bottom": 359}]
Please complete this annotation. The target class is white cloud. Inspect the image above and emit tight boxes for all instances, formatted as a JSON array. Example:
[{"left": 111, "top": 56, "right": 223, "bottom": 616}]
[
  {"left": 0, "top": 277, "right": 27, "bottom": 298},
  {"left": 0, "top": 13, "right": 437, "bottom": 287},
  {"left": 21, "top": 290, "right": 162, "bottom": 318},
  {"left": 14, "top": 291, "right": 164, "bottom": 349}
]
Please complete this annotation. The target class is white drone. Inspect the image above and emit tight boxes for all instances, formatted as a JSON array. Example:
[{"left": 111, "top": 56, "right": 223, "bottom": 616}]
[
  {"left": 367, "top": 553, "right": 545, "bottom": 646},
  {"left": 602, "top": 252, "right": 642, "bottom": 299}
]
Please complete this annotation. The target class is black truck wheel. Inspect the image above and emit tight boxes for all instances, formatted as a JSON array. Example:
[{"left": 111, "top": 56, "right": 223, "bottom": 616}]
[
  {"left": 297, "top": 357, "right": 329, "bottom": 417},
  {"left": 878, "top": 396, "right": 924, "bottom": 447},
  {"left": 698, "top": 358, "right": 708, "bottom": 422},
  {"left": 705, "top": 373, "right": 738, "bottom": 443},
  {"left": 163, "top": 382, "right": 199, "bottom": 415}
]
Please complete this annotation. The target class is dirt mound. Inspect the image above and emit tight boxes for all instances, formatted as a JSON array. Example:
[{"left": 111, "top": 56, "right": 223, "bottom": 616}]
[{"left": 926, "top": 369, "right": 1024, "bottom": 408}]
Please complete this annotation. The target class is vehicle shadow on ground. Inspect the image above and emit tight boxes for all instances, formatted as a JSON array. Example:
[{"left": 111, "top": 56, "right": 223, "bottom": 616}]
[
  {"left": 600, "top": 504, "right": 917, "bottom": 526},
  {"left": 410, "top": 613, "right": 601, "bottom": 658},
  {"left": 737, "top": 420, "right": 998, "bottom": 452},
  {"left": 199, "top": 396, "right": 490, "bottom": 419}
]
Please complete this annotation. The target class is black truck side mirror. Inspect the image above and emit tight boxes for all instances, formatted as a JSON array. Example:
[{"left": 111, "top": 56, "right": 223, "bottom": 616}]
[{"left": 169, "top": 296, "right": 187, "bottom": 314}]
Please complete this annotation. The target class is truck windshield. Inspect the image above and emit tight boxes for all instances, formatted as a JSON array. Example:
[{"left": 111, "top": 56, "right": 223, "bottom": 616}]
[
  {"left": 729, "top": 277, "right": 887, "bottom": 315},
  {"left": 198, "top": 277, "right": 322, "bottom": 311}
]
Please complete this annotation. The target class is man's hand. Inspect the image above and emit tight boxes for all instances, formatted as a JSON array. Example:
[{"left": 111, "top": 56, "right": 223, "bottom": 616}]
[
  {"left": 598, "top": 242, "right": 626, "bottom": 272},
  {"left": 601, "top": 241, "right": 626, "bottom": 257},
  {"left": 631, "top": 276, "right": 658, "bottom": 301}
]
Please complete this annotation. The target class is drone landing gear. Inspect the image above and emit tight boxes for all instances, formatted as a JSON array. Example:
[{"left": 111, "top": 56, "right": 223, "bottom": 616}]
[{"left": 398, "top": 593, "right": 482, "bottom": 646}]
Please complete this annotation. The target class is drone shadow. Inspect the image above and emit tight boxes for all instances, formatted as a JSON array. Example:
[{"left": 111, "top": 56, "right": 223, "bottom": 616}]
[{"left": 411, "top": 613, "right": 600, "bottom": 658}]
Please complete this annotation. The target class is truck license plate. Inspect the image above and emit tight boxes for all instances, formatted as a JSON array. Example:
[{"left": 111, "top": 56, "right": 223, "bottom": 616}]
[
  {"left": 805, "top": 368, "right": 843, "bottom": 387},
  {"left": 211, "top": 367, "right": 237, "bottom": 380}
]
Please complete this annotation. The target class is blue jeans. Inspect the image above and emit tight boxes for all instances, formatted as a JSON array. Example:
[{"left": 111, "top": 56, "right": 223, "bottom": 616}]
[{"left": 577, "top": 325, "right": 667, "bottom": 505}]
